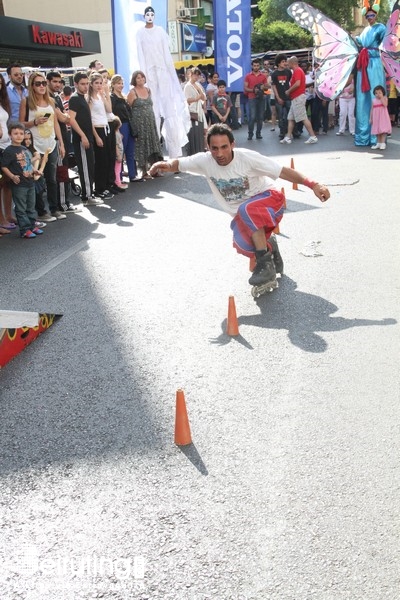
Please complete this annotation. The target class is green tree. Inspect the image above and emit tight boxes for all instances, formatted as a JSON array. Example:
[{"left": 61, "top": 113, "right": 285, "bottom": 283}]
[
  {"left": 252, "top": 21, "right": 312, "bottom": 52},
  {"left": 252, "top": 0, "right": 393, "bottom": 52},
  {"left": 254, "top": 0, "right": 359, "bottom": 31}
]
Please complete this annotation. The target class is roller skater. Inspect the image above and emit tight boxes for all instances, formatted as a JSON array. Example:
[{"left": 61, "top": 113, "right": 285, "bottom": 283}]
[{"left": 149, "top": 124, "right": 329, "bottom": 294}]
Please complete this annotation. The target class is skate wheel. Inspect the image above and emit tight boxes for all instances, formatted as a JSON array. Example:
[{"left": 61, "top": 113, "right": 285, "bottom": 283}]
[
  {"left": 251, "top": 279, "right": 279, "bottom": 299},
  {"left": 251, "top": 286, "right": 260, "bottom": 298}
]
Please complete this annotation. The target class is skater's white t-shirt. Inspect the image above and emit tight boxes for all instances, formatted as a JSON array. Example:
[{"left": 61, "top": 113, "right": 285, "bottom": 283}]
[{"left": 178, "top": 148, "right": 282, "bottom": 216}]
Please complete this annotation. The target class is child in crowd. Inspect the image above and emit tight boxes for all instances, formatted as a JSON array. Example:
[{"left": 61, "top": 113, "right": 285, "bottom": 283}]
[
  {"left": 114, "top": 117, "right": 128, "bottom": 190},
  {"left": 22, "top": 128, "right": 49, "bottom": 223},
  {"left": 370, "top": 85, "right": 391, "bottom": 150},
  {"left": 1, "top": 122, "right": 43, "bottom": 238},
  {"left": 336, "top": 76, "right": 355, "bottom": 136},
  {"left": 211, "top": 80, "right": 232, "bottom": 124}
]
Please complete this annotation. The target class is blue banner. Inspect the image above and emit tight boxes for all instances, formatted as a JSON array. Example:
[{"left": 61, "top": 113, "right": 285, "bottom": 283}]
[
  {"left": 111, "top": 0, "right": 167, "bottom": 93},
  {"left": 181, "top": 23, "right": 207, "bottom": 53},
  {"left": 213, "top": 0, "right": 251, "bottom": 92}
]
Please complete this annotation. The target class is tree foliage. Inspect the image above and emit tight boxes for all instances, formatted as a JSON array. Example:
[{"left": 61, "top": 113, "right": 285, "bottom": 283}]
[
  {"left": 252, "top": 21, "right": 312, "bottom": 52},
  {"left": 254, "top": 0, "right": 359, "bottom": 30},
  {"left": 253, "top": 0, "right": 393, "bottom": 52}
]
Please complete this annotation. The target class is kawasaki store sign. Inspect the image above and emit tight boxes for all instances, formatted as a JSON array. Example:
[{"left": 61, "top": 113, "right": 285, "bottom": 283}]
[{"left": 0, "top": 16, "right": 100, "bottom": 67}]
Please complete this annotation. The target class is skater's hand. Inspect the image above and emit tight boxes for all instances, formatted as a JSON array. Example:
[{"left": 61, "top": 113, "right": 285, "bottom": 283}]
[
  {"left": 149, "top": 159, "right": 179, "bottom": 176},
  {"left": 313, "top": 183, "right": 330, "bottom": 202},
  {"left": 149, "top": 161, "right": 167, "bottom": 176}
]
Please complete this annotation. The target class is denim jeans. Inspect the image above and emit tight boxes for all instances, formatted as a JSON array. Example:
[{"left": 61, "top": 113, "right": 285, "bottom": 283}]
[
  {"left": 12, "top": 185, "right": 36, "bottom": 234},
  {"left": 248, "top": 97, "right": 264, "bottom": 137},
  {"left": 275, "top": 100, "right": 291, "bottom": 136},
  {"left": 43, "top": 145, "right": 59, "bottom": 214},
  {"left": 120, "top": 122, "right": 137, "bottom": 179}
]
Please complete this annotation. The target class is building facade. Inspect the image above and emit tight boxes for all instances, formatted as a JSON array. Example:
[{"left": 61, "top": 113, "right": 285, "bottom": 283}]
[{"left": 1, "top": 0, "right": 215, "bottom": 70}]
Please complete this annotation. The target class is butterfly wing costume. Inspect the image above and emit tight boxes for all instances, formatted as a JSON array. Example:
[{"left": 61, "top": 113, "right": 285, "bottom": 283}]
[{"left": 288, "top": 2, "right": 400, "bottom": 145}]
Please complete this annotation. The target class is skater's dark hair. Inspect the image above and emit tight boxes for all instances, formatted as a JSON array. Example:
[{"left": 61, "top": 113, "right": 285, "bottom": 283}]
[{"left": 207, "top": 123, "right": 235, "bottom": 145}]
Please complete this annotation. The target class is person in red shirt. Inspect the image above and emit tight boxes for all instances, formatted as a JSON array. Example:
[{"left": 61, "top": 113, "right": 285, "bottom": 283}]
[
  {"left": 244, "top": 59, "right": 267, "bottom": 140},
  {"left": 281, "top": 56, "right": 318, "bottom": 145}
]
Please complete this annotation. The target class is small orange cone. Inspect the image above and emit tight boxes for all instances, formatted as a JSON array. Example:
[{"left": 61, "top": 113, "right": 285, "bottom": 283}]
[
  {"left": 226, "top": 295, "right": 239, "bottom": 336},
  {"left": 174, "top": 389, "right": 192, "bottom": 446},
  {"left": 290, "top": 158, "right": 298, "bottom": 190}
]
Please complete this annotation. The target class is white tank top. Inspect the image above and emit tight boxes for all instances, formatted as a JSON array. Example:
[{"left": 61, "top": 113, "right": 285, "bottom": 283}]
[
  {"left": 90, "top": 96, "right": 108, "bottom": 127},
  {"left": 28, "top": 104, "right": 56, "bottom": 154}
]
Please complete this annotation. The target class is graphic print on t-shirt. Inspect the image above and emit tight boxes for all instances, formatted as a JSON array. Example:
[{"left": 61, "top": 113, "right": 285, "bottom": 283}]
[
  {"left": 16, "top": 148, "right": 34, "bottom": 178},
  {"left": 210, "top": 176, "right": 250, "bottom": 202}
]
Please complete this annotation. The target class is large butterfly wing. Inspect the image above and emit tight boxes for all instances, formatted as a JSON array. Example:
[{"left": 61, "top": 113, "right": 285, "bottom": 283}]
[
  {"left": 288, "top": 2, "right": 358, "bottom": 100},
  {"left": 382, "top": 9, "right": 400, "bottom": 55},
  {"left": 381, "top": 51, "right": 400, "bottom": 90}
]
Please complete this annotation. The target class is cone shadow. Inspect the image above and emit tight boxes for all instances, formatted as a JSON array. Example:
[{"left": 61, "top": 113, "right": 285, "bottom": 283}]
[{"left": 178, "top": 443, "right": 208, "bottom": 475}]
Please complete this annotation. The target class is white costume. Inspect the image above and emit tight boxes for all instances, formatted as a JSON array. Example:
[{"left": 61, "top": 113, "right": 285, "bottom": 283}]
[{"left": 135, "top": 14, "right": 190, "bottom": 157}]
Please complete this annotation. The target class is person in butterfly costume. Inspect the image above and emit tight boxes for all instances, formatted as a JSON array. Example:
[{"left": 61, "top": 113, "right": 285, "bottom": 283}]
[
  {"left": 288, "top": 1, "right": 400, "bottom": 147},
  {"left": 354, "top": 1, "right": 387, "bottom": 146}
]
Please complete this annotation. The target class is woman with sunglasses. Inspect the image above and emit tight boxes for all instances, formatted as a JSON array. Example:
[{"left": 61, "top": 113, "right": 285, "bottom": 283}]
[{"left": 19, "top": 72, "right": 66, "bottom": 221}]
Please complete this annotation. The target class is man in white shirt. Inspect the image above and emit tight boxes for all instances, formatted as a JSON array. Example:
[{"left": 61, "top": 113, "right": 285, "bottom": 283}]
[{"left": 149, "top": 124, "right": 330, "bottom": 288}]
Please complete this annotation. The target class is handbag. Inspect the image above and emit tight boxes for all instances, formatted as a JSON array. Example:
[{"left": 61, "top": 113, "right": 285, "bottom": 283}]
[
  {"left": 190, "top": 111, "right": 199, "bottom": 121},
  {"left": 56, "top": 164, "right": 69, "bottom": 183}
]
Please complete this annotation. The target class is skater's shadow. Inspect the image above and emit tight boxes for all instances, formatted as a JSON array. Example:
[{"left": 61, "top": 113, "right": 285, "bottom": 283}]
[{"left": 211, "top": 276, "right": 396, "bottom": 353}]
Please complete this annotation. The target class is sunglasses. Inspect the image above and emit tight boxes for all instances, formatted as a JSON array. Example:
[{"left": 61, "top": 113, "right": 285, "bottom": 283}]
[
  {"left": 33, "top": 81, "right": 46, "bottom": 87},
  {"left": 366, "top": 14, "right": 376, "bottom": 19}
]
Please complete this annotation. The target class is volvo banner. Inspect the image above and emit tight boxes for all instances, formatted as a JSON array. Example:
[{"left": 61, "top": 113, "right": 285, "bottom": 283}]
[
  {"left": 111, "top": 0, "right": 167, "bottom": 93},
  {"left": 213, "top": 0, "right": 251, "bottom": 92}
]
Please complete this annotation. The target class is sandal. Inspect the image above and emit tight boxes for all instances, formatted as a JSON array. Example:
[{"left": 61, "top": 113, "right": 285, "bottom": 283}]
[
  {"left": 0, "top": 227, "right": 11, "bottom": 234},
  {"left": 1, "top": 222, "right": 17, "bottom": 230}
]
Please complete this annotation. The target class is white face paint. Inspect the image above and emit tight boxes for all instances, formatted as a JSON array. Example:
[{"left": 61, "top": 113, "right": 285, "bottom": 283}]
[{"left": 144, "top": 11, "right": 155, "bottom": 23}]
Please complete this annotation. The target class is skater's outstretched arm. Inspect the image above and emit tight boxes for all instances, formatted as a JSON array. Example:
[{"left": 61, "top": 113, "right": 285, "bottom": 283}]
[
  {"left": 279, "top": 166, "right": 330, "bottom": 202},
  {"left": 149, "top": 159, "right": 180, "bottom": 176}
]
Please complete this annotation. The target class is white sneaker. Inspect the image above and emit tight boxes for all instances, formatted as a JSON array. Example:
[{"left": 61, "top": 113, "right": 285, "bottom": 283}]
[
  {"left": 84, "top": 197, "right": 104, "bottom": 206},
  {"left": 304, "top": 136, "right": 318, "bottom": 144},
  {"left": 336, "top": 131, "right": 344, "bottom": 136},
  {"left": 40, "top": 213, "right": 57, "bottom": 222},
  {"left": 370, "top": 144, "right": 379, "bottom": 149},
  {"left": 52, "top": 211, "right": 67, "bottom": 220},
  {"left": 280, "top": 136, "right": 292, "bottom": 144},
  {"left": 379, "top": 143, "right": 386, "bottom": 150}
]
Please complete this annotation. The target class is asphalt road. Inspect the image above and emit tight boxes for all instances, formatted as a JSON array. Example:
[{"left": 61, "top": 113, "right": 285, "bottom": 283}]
[{"left": 1, "top": 125, "right": 399, "bottom": 600}]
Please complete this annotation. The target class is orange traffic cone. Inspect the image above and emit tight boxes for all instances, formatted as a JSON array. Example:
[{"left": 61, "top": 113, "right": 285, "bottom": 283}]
[
  {"left": 226, "top": 295, "right": 239, "bottom": 336},
  {"left": 290, "top": 158, "right": 298, "bottom": 190},
  {"left": 174, "top": 389, "right": 192, "bottom": 446}
]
